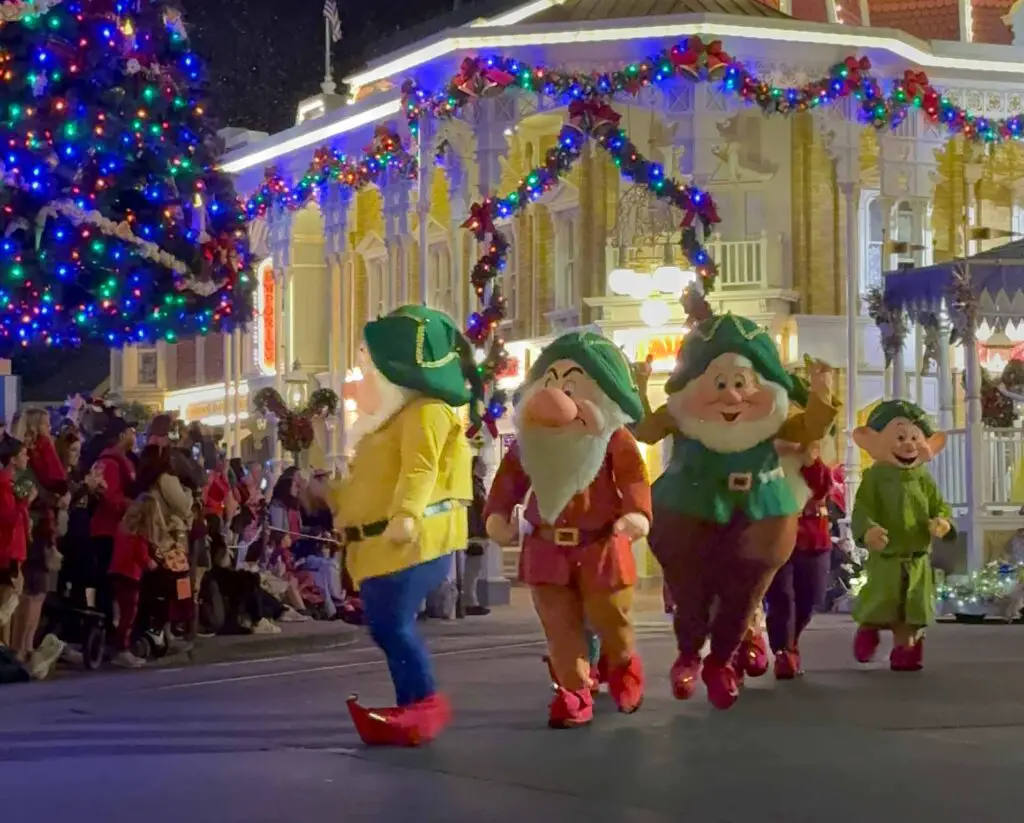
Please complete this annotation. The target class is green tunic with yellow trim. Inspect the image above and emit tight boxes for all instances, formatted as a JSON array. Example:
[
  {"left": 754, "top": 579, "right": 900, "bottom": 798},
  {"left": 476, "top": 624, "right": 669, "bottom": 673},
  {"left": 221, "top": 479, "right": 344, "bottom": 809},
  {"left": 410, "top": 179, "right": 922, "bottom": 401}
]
[{"left": 851, "top": 462, "right": 951, "bottom": 628}]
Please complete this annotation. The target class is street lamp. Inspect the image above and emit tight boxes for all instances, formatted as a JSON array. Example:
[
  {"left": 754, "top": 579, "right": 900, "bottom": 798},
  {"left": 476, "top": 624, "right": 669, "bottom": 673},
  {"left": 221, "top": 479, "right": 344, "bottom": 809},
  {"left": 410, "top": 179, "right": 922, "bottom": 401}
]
[{"left": 284, "top": 359, "right": 308, "bottom": 409}]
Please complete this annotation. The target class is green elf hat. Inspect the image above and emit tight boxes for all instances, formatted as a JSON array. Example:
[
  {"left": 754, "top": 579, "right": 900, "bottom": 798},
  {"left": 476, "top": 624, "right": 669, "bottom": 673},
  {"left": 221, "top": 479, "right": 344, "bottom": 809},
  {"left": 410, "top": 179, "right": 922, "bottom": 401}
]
[
  {"left": 527, "top": 331, "right": 644, "bottom": 422},
  {"left": 665, "top": 312, "right": 795, "bottom": 398},
  {"left": 865, "top": 399, "right": 935, "bottom": 437},
  {"left": 363, "top": 305, "right": 483, "bottom": 408}
]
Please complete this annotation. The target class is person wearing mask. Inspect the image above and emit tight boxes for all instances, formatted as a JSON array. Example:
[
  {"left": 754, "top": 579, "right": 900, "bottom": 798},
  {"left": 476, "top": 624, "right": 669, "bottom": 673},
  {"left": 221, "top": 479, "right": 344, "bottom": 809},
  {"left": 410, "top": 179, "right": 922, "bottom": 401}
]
[
  {"left": 0, "top": 437, "right": 32, "bottom": 646},
  {"left": 89, "top": 418, "right": 137, "bottom": 629}
]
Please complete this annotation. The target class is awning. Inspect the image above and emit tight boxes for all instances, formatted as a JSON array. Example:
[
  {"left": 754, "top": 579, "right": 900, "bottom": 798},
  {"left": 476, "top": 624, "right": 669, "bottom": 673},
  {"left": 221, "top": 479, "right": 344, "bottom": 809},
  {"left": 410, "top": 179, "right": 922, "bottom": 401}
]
[{"left": 882, "top": 240, "right": 1024, "bottom": 327}]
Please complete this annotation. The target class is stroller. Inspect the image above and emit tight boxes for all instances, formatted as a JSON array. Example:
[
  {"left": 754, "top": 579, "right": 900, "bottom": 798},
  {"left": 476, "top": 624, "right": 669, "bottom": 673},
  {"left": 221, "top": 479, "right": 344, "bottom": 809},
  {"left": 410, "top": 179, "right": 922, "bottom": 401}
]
[
  {"left": 130, "top": 537, "right": 193, "bottom": 661},
  {"left": 37, "top": 591, "right": 106, "bottom": 671}
]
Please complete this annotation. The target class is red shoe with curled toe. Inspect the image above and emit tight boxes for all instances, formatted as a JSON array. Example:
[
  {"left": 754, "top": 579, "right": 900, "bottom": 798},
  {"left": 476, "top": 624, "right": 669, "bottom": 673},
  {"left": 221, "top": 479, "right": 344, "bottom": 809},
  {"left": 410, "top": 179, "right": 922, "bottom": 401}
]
[
  {"left": 890, "top": 644, "right": 923, "bottom": 672},
  {"left": 773, "top": 649, "right": 801, "bottom": 680},
  {"left": 548, "top": 687, "right": 594, "bottom": 729},
  {"left": 702, "top": 658, "right": 740, "bottom": 710},
  {"left": 347, "top": 693, "right": 451, "bottom": 747},
  {"left": 347, "top": 695, "right": 406, "bottom": 746},
  {"left": 607, "top": 656, "right": 645, "bottom": 714},
  {"left": 670, "top": 654, "right": 702, "bottom": 700},
  {"left": 741, "top": 632, "right": 769, "bottom": 678},
  {"left": 853, "top": 626, "right": 881, "bottom": 663}
]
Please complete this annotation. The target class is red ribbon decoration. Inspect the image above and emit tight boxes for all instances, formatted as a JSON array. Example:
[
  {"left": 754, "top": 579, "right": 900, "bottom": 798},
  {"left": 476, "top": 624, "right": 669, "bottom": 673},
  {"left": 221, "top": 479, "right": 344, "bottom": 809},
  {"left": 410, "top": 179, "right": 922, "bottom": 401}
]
[
  {"left": 567, "top": 99, "right": 622, "bottom": 131},
  {"left": 843, "top": 56, "right": 871, "bottom": 86},
  {"left": 461, "top": 201, "right": 495, "bottom": 240},
  {"left": 902, "top": 69, "right": 930, "bottom": 99},
  {"left": 704, "top": 39, "right": 731, "bottom": 76},
  {"left": 672, "top": 36, "right": 732, "bottom": 78}
]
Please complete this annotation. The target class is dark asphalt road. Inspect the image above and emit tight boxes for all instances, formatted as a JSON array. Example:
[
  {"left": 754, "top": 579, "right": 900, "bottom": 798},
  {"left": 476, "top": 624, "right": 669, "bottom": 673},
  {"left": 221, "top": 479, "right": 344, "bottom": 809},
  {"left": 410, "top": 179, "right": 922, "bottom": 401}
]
[{"left": 1, "top": 612, "right": 1022, "bottom": 823}]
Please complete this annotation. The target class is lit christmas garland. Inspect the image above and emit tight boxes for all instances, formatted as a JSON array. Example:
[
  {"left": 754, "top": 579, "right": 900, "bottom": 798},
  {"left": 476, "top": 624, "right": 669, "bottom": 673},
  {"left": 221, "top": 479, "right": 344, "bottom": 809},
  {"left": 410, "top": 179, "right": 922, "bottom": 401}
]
[
  {"left": 0, "top": 0, "right": 254, "bottom": 349},
  {"left": 243, "top": 126, "right": 417, "bottom": 219},
  {"left": 0, "top": 0, "right": 65, "bottom": 25},
  {"left": 402, "top": 38, "right": 1024, "bottom": 146},
  {"left": 936, "top": 560, "right": 1024, "bottom": 619}
]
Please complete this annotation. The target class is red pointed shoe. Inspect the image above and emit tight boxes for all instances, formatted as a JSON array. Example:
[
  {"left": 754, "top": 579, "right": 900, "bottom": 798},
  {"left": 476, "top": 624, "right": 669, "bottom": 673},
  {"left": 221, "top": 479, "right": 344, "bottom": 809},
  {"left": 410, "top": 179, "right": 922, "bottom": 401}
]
[
  {"left": 741, "top": 632, "right": 769, "bottom": 678},
  {"left": 670, "top": 654, "right": 702, "bottom": 700},
  {"left": 890, "top": 645, "right": 923, "bottom": 672},
  {"left": 548, "top": 687, "right": 594, "bottom": 729},
  {"left": 702, "top": 658, "right": 740, "bottom": 710},
  {"left": 346, "top": 695, "right": 407, "bottom": 746},
  {"left": 853, "top": 626, "right": 881, "bottom": 663},
  {"left": 607, "top": 656, "right": 645, "bottom": 714},
  {"left": 773, "top": 649, "right": 801, "bottom": 680},
  {"left": 397, "top": 693, "right": 452, "bottom": 745}
]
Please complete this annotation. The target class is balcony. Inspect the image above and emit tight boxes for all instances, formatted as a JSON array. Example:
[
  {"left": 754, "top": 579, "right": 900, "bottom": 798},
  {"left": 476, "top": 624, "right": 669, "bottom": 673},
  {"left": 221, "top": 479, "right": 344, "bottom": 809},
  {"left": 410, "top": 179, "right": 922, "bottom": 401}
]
[{"left": 707, "top": 232, "right": 771, "bottom": 290}]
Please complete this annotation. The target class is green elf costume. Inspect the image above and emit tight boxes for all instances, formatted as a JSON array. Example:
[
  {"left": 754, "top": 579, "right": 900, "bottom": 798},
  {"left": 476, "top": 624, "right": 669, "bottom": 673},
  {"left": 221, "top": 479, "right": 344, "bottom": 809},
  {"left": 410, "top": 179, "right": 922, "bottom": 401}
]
[
  {"left": 637, "top": 313, "right": 838, "bottom": 709},
  {"left": 850, "top": 400, "right": 953, "bottom": 672}
]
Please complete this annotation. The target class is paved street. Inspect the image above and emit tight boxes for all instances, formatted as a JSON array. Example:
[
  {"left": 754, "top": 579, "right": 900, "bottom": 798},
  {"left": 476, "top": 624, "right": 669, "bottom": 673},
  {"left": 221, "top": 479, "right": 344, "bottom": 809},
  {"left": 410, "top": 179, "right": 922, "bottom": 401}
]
[{"left": 1, "top": 611, "right": 1023, "bottom": 823}]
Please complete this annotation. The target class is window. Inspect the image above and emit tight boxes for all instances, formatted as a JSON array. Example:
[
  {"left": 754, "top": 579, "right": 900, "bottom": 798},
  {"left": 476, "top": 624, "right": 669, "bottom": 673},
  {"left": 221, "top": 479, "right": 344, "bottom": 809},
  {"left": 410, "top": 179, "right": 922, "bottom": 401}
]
[
  {"left": 555, "top": 214, "right": 578, "bottom": 310},
  {"left": 428, "top": 243, "right": 453, "bottom": 316},
  {"left": 137, "top": 347, "right": 158, "bottom": 386},
  {"left": 862, "top": 194, "right": 884, "bottom": 303},
  {"left": 367, "top": 256, "right": 388, "bottom": 320}
]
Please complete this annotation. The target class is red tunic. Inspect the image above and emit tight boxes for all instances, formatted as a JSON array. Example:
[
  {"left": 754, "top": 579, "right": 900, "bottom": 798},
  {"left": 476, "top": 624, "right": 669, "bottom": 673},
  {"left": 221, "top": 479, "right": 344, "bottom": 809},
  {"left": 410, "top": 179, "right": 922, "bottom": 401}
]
[
  {"left": 795, "top": 459, "right": 835, "bottom": 552},
  {"left": 484, "top": 427, "right": 652, "bottom": 590}
]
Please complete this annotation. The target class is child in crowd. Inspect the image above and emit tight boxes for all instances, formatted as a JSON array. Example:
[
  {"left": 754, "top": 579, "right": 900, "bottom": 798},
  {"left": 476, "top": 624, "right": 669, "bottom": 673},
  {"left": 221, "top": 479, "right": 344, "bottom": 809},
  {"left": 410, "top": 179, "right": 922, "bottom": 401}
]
[{"left": 108, "top": 494, "right": 161, "bottom": 668}]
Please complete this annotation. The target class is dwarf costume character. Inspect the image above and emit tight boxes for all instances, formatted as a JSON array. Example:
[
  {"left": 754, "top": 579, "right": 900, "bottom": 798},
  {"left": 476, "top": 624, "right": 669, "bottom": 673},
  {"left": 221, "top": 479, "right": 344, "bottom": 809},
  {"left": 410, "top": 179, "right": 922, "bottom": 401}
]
[
  {"left": 764, "top": 425, "right": 840, "bottom": 679},
  {"left": 332, "top": 305, "right": 479, "bottom": 747},
  {"left": 851, "top": 400, "right": 953, "bottom": 672},
  {"left": 484, "top": 332, "right": 651, "bottom": 729},
  {"left": 636, "top": 313, "right": 838, "bottom": 710}
]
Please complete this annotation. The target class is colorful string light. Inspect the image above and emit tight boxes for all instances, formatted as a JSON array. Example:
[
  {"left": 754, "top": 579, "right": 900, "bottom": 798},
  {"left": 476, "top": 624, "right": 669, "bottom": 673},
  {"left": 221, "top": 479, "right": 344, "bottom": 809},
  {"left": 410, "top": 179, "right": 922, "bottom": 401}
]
[{"left": 0, "top": 0, "right": 253, "bottom": 350}]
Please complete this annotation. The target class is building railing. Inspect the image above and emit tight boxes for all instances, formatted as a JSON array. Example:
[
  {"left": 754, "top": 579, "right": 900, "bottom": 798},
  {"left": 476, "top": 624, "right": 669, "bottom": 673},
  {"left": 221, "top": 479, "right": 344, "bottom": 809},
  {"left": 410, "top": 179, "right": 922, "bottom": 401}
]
[
  {"left": 707, "top": 232, "right": 769, "bottom": 290},
  {"left": 929, "top": 427, "right": 1024, "bottom": 512}
]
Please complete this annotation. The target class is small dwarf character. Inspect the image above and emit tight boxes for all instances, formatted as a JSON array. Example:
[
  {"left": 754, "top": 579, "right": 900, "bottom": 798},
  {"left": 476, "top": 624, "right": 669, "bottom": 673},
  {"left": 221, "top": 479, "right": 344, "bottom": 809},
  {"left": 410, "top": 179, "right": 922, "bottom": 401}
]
[
  {"left": 332, "top": 306, "right": 481, "bottom": 746},
  {"left": 485, "top": 332, "right": 651, "bottom": 729},
  {"left": 850, "top": 400, "right": 953, "bottom": 671}
]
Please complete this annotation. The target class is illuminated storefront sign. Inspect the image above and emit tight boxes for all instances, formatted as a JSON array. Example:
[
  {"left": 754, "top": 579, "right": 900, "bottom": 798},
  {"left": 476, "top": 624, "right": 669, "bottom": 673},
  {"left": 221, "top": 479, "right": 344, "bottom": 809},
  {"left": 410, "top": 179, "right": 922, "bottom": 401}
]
[
  {"left": 255, "top": 258, "right": 277, "bottom": 376},
  {"left": 614, "top": 328, "right": 687, "bottom": 373}
]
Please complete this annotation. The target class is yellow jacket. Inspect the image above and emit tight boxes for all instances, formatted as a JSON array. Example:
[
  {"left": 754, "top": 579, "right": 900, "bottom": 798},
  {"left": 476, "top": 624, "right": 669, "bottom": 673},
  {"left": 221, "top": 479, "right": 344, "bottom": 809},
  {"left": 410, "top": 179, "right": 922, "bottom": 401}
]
[{"left": 330, "top": 397, "right": 472, "bottom": 586}]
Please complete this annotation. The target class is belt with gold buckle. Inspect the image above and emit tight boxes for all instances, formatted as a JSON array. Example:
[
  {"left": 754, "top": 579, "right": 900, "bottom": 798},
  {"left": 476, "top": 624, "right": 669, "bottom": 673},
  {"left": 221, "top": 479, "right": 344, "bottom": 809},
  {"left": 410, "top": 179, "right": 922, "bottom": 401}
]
[{"left": 537, "top": 525, "right": 613, "bottom": 547}]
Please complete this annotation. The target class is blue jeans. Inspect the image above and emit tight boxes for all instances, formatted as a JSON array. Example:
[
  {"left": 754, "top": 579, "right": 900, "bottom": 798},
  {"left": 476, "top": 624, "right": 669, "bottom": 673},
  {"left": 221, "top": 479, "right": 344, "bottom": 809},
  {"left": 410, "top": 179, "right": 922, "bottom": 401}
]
[{"left": 360, "top": 555, "right": 451, "bottom": 706}]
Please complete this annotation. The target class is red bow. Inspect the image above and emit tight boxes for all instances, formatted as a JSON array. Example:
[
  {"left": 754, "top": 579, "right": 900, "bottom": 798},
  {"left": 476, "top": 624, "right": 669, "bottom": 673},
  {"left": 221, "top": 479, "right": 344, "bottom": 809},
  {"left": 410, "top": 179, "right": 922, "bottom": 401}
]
[
  {"left": 672, "top": 36, "right": 731, "bottom": 78},
  {"left": 462, "top": 201, "right": 495, "bottom": 240},
  {"left": 454, "top": 57, "right": 514, "bottom": 97},
  {"left": 679, "top": 190, "right": 720, "bottom": 229},
  {"left": 902, "top": 69, "right": 930, "bottom": 98},
  {"left": 567, "top": 99, "right": 621, "bottom": 131},
  {"left": 843, "top": 56, "right": 871, "bottom": 85}
]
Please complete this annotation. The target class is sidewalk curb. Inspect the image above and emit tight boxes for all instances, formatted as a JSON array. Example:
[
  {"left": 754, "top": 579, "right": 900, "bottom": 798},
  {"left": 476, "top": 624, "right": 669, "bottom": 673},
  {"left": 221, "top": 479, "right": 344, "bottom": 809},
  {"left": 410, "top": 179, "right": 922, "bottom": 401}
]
[{"left": 155, "top": 625, "right": 364, "bottom": 668}]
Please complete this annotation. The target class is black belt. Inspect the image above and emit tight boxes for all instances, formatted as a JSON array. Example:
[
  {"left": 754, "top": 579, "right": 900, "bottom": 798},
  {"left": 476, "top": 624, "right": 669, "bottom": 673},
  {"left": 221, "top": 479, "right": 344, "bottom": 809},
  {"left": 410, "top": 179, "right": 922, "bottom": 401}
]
[
  {"left": 535, "top": 525, "right": 613, "bottom": 547},
  {"left": 341, "top": 499, "right": 461, "bottom": 545}
]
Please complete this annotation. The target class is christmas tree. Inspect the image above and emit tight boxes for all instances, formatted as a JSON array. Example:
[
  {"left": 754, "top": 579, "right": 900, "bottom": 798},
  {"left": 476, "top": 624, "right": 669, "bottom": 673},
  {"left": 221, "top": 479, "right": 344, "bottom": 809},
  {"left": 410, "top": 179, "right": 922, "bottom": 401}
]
[{"left": 0, "top": 0, "right": 253, "bottom": 351}]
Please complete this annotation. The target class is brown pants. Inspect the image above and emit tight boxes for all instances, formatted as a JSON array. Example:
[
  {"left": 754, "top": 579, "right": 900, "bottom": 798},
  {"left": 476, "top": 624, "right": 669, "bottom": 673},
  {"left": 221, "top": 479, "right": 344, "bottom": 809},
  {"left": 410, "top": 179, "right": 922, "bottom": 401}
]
[
  {"left": 651, "top": 508, "right": 796, "bottom": 666},
  {"left": 532, "top": 582, "right": 634, "bottom": 692}
]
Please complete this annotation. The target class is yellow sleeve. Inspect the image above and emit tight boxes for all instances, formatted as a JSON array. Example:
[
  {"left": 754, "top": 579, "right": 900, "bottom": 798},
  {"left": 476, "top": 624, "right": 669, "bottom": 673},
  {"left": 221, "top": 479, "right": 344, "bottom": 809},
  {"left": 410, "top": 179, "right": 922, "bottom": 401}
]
[
  {"left": 634, "top": 404, "right": 678, "bottom": 445},
  {"left": 778, "top": 393, "right": 840, "bottom": 446},
  {"left": 326, "top": 476, "right": 347, "bottom": 523},
  {"left": 389, "top": 401, "right": 449, "bottom": 524}
]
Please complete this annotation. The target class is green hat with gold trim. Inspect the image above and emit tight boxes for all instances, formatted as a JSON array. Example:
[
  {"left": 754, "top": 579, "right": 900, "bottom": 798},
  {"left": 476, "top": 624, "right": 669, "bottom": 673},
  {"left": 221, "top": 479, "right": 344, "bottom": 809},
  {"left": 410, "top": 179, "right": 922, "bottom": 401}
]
[
  {"left": 865, "top": 399, "right": 935, "bottom": 437},
  {"left": 527, "top": 331, "right": 644, "bottom": 422},
  {"left": 363, "top": 305, "right": 482, "bottom": 407},
  {"left": 665, "top": 312, "right": 795, "bottom": 397}
]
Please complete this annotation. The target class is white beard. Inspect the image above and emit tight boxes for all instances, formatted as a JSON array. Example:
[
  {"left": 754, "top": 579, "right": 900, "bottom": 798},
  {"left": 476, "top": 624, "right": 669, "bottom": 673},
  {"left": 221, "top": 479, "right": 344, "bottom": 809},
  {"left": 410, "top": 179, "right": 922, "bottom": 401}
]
[
  {"left": 513, "top": 388, "right": 629, "bottom": 525},
  {"left": 667, "top": 380, "right": 790, "bottom": 454},
  {"left": 346, "top": 377, "right": 414, "bottom": 457}
]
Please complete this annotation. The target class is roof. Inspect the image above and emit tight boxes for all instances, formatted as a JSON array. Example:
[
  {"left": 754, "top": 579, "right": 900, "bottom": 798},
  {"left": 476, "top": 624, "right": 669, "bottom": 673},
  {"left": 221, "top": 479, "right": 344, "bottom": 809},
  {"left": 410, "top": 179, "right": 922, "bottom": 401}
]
[
  {"left": 529, "top": 0, "right": 788, "bottom": 23},
  {"left": 865, "top": 0, "right": 965, "bottom": 42},
  {"left": 883, "top": 240, "right": 1024, "bottom": 327}
]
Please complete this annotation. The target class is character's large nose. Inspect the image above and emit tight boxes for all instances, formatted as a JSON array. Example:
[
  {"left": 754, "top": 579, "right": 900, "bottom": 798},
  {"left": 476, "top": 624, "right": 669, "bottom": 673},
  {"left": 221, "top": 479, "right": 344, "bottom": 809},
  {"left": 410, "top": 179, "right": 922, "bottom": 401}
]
[
  {"left": 523, "top": 387, "right": 579, "bottom": 428},
  {"left": 720, "top": 387, "right": 743, "bottom": 405}
]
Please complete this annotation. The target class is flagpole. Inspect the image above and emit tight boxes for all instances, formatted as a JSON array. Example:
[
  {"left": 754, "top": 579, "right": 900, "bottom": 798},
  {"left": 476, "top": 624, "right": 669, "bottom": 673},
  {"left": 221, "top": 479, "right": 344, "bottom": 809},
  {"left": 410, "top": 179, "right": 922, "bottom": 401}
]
[{"left": 322, "top": 17, "right": 336, "bottom": 95}]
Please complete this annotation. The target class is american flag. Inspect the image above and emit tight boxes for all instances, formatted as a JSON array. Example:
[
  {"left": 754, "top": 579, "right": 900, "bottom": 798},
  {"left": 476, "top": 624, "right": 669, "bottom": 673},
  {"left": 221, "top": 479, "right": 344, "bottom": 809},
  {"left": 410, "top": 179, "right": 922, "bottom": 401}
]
[{"left": 323, "top": 0, "right": 343, "bottom": 43}]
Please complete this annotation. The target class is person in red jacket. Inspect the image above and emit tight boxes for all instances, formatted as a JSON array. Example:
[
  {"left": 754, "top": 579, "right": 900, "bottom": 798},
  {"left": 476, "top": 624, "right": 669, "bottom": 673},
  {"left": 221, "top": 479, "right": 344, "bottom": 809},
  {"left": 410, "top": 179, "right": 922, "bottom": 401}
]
[
  {"left": 89, "top": 418, "right": 137, "bottom": 628},
  {"left": 108, "top": 494, "right": 160, "bottom": 668},
  {"left": 0, "top": 436, "right": 33, "bottom": 645},
  {"left": 764, "top": 433, "right": 838, "bottom": 679}
]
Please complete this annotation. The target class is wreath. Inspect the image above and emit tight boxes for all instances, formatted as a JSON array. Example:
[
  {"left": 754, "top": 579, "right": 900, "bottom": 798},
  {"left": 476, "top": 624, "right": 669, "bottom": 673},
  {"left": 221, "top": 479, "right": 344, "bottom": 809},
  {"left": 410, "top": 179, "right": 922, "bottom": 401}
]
[{"left": 252, "top": 387, "right": 339, "bottom": 460}]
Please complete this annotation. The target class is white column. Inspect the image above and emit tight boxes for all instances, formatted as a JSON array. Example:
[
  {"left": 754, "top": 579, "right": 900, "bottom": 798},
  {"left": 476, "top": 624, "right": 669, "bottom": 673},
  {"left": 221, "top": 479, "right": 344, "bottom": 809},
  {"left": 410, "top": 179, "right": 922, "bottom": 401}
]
[
  {"left": 963, "top": 312, "right": 984, "bottom": 572},
  {"left": 937, "top": 305, "right": 954, "bottom": 430},
  {"left": 841, "top": 181, "right": 862, "bottom": 514},
  {"left": 417, "top": 118, "right": 432, "bottom": 306}
]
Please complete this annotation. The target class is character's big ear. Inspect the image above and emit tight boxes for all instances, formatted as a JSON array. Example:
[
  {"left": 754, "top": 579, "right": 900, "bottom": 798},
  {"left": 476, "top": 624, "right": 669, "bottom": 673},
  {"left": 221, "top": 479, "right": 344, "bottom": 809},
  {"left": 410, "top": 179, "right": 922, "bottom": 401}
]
[
  {"left": 923, "top": 431, "right": 947, "bottom": 460},
  {"left": 851, "top": 426, "right": 877, "bottom": 454}
]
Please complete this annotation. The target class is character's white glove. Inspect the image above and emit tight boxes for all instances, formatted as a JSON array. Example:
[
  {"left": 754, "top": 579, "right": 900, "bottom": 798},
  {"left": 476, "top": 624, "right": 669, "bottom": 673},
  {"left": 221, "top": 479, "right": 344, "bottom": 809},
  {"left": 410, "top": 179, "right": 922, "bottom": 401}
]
[
  {"left": 864, "top": 525, "right": 889, "bottom": 551},
  {"left": 929, "top": 517, "right": 952, "bottom": 539},
  {"left": 384, "top": 515, "right": 416, "bottom": 544},
  {"left": 613, "top": 512, "right": 650, "bottom": 540}
]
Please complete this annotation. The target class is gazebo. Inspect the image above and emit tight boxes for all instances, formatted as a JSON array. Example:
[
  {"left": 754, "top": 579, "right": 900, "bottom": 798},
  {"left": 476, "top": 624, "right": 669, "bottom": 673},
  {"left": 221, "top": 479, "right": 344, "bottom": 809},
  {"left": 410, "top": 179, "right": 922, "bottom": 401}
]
[{"left": 881, "top": 239, "right": 1024, "bottom": 571}]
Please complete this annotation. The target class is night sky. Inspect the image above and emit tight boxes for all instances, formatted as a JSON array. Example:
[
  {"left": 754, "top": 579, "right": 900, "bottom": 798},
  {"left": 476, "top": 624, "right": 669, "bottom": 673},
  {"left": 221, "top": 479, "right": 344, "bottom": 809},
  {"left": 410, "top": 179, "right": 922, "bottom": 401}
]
[{"left": 184, "top": 0, "right": 489, "bottom": 134}]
